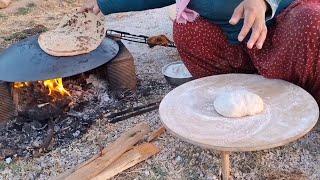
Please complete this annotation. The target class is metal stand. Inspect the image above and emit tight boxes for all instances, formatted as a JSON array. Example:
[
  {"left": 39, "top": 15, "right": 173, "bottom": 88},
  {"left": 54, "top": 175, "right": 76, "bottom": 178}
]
[{"left": 221, "top": 151, "right": 230, "bottom": 180}]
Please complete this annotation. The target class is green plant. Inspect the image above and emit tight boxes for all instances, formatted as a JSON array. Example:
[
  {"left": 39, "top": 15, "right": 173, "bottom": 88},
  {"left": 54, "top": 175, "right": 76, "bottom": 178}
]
[
  {"left": 4, "top": 32, "right": 28, "bottom": 41},
  {"left": 0, "top": 162, "right": 5, "bottom": 171},
  {"left": 0, "top": 12, "right": 7, "bottom": 20},
  {"left": 15, "top": 3, "right": 37, "bottom": 15}
]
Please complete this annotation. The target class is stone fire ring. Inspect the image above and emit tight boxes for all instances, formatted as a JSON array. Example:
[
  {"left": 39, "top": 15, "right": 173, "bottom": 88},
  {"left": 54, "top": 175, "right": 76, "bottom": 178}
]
[{"left": 159, "top": 74, "right": 319, "bottom": 179}]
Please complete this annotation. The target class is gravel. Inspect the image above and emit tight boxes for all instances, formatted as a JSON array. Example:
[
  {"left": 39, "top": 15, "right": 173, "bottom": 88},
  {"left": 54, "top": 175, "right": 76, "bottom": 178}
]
[{"left": 0, "top": 5, "right": 319, "bottom": 180}]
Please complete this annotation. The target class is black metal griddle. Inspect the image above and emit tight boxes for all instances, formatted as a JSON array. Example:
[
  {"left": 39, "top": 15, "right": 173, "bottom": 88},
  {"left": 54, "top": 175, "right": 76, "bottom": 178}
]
[
  {"left": 0, "top": 35, "right": 119, "bottom": 82},
  {"left": 0, "top": 30, "right": 175, "bottom": 82}
]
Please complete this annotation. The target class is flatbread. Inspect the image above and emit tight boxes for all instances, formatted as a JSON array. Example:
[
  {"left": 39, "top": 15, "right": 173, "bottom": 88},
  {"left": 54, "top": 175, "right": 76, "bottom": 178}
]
[
  {"left": 0, "top": 0, "right": 11, "bottom": 9},
  {"left": 38, "top": 11, "right": 106, "bottom": 57}
]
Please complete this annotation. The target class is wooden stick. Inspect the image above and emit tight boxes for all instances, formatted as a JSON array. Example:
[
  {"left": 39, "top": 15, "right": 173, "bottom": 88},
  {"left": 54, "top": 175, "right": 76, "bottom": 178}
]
[
  {"left": 93, "top": 143, "right": 159, "bottom": 180},
  {"left": 221, "top": 151, "right": 230, "bottom": 180},
  {"left": 147, "top": 126, "right": 166, "bottom": 142},
  {"left": 55, "top": 123, "right": 150, "bottom": 180}
]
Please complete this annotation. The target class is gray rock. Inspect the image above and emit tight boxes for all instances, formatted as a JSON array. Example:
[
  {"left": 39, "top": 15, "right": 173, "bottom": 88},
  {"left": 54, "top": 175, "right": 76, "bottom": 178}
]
[
  {"left": 5, "top": 157, "right": 12, "bottom": 164},
  {"left": 72, "top": 130, "right": 81, "bottom": 137}
]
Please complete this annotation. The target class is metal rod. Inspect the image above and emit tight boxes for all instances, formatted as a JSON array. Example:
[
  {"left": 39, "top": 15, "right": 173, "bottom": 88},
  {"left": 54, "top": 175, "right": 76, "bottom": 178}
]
[
  {"left": 107, "top": 101, "right": 161, "bottom": 119},
  {"left": 109, "top": 105, "right": 159, "bottom": 123},
  {"left": 107, "top": 29, "right": 149, "bottom": 38},
  {"left": 106, "top": 29, "right": 176, "bottom": 48}
]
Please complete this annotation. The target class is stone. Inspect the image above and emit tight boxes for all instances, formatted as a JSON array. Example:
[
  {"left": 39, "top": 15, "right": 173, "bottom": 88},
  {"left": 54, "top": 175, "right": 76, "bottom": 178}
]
[
  {"left": 5, "top": 157, "right": 12, "bottom": 164},
  {"left": 72, "top": 130, "right": 80, "bottom": 137}
]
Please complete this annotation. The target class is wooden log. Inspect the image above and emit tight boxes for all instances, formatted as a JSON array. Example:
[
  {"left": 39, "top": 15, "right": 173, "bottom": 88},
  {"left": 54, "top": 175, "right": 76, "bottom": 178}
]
[
  {"left": 147, "top": 126, "right": 166, "bottom": 142},
  {"left": 55, "top": 123, "right": 150, "bottom": 180},
  {"left": 0, "top": 82, "right": 14, "bottom": 125},
  {"left": 93, "top": 143, "right": 159, "bottom": 180},
  {"left": 221, "top": 151, "right": 231, "bottom": 180},
  {"left": 106, "top": 41, "right": 137, "bottom": 91}
]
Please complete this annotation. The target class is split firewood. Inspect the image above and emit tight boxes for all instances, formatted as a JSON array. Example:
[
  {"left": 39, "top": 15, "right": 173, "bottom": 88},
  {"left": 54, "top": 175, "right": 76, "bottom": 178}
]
[
  {"left": 60, "top": 123, "right": 150, "bottom": 180},
  {"left": 93, "top": 143, "right": 160, "bottom": 180},
  {"left": 147, "top": 126, "right": 166, "bottom": 142},
  {"left": 0, "top": 0, "right": 11, "bottom": 9}
]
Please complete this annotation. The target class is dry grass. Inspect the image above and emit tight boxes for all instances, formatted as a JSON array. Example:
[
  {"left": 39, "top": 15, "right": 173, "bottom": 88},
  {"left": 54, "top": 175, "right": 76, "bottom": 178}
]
[{"left": 0, "top": 0, "right": 85, "bottom": 46}]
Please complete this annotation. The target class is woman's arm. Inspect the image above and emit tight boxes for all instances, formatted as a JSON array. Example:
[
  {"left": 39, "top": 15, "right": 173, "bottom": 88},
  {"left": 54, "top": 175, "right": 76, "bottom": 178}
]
[
  {"left": 229, "top": 0, "right": 276, "bottom": 49},
  {"left": 97, "top": 0, "right": 175, "bottom": 15},
  {"left": 81, "top": 0, "right": 175, "bottom": 15}
]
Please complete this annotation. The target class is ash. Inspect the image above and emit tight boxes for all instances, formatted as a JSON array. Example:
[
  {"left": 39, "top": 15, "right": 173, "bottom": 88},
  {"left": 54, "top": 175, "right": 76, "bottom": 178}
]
[
  {"left": 163, "top": 62, "right": 192, "bottom": 78},
  {"left": 0, "top": 73, "right": 169, "bottom": 159}
]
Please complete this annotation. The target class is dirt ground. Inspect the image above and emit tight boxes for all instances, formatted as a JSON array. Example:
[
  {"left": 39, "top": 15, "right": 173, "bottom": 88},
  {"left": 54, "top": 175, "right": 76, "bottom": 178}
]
[{"left": 0, "top": 0, "right": 320, "bottom": 180}]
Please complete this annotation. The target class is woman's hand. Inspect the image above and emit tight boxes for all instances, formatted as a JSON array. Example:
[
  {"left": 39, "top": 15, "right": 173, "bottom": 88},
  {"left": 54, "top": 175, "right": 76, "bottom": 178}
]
[
  {"left": 80, "top": 0, "right": 101, "bottom": 15},
  {"left": 229, "top": 0, "right": 268, "bottom": 49}
]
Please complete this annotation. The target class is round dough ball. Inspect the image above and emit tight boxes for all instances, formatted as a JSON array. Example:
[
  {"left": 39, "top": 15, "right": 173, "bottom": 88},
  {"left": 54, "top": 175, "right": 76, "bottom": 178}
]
[{"left": 214, "top": 90, "right": 264, "bottom": 118}]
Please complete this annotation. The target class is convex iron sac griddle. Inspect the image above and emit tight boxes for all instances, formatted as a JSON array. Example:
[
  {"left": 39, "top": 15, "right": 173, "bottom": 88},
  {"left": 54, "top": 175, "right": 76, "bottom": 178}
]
[
  {"left": 0, "top": 30, "right": 175, "bottom": 82},
  {"left": 0, "top": 34, "right": 119, "bottom": 82}
]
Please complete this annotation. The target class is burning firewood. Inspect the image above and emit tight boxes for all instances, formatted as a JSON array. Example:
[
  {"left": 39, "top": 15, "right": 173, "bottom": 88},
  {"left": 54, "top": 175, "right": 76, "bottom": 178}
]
[
  {"left": 13, "top": 78, "right": 72, "bottom": 122},
  {"left": 18, "top": 101, "right": 69, "bottom": 122}
]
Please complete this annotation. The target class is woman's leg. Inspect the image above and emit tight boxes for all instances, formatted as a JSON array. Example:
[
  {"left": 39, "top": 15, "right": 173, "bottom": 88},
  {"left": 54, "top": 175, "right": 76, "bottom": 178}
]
[
  {"left": 173, "top": 18, "right": 257, "bottom": 78},
  {"left": 248, "top": 0, "right": 320, "bottom": 102}
]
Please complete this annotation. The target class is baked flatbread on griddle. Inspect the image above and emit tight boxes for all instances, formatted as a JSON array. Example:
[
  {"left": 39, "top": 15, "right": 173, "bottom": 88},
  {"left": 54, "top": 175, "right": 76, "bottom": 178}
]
[
  {"left": 38, "top": 11, "right": 106, "bottom": 57},
  {"left": 0, "top": 0, "right": 11, "bottom": 9}
]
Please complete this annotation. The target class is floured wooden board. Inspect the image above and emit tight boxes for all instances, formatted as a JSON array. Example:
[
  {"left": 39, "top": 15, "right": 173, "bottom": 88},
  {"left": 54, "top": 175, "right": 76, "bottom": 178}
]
[{"left": 159, "top": 74, "right": 319, "bottom": 152}]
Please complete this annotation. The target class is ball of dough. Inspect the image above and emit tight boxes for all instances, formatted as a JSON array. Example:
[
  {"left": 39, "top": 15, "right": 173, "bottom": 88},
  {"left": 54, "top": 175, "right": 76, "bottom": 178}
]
[{"left": 214, "top": 89, "right": 264, "bottom": 118}]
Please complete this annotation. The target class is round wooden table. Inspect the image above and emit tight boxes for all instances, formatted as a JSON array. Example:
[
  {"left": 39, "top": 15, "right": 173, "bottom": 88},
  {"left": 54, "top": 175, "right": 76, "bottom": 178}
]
[{"left": 159, "top": 74, "right": 319, "bottom": 179}]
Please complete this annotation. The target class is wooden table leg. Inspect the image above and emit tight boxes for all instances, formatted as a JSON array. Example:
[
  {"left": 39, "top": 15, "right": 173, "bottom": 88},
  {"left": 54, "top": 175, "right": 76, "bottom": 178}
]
[{"left": 221, "top": 151, "right": 230, "bottom": 180}]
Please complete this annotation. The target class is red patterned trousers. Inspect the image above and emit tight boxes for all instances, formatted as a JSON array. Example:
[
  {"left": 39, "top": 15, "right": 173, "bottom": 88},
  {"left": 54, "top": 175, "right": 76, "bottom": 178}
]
[{"left": 173, "top": 0, "right": 320, "bottom": 103}]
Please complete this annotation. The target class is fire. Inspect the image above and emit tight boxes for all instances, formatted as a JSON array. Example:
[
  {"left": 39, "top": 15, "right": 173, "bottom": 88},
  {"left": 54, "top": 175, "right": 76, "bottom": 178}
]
[
  {"left": 43, "top": 78, "right": 71, "bottom": 96},
  {"left": 14, "top": 78, "right": 70, "bottom": 96},
  {"left": 14, "top": 82, "right": 29, "bottom": 88}
]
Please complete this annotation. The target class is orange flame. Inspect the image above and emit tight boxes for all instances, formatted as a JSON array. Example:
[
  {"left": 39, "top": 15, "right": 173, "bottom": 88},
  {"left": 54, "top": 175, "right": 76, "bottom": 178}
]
[
  {"left": 43, "top": 78, "right": 71, "bottom": 96},
  {"left": 14, "top": 78, "right": 70, "bottom": 96},
  {"left": 14, "top": 82, "right": 29, "bottom": 88}
]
